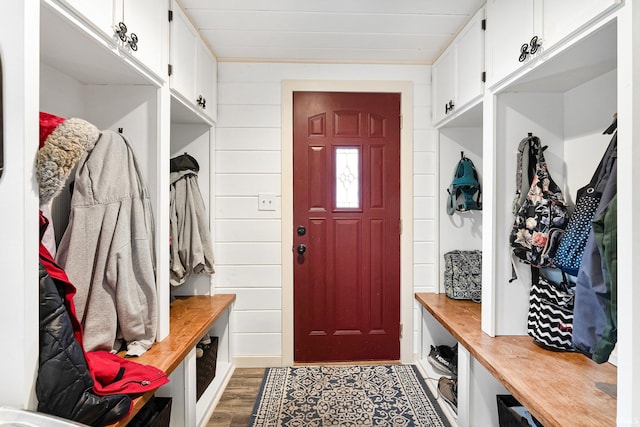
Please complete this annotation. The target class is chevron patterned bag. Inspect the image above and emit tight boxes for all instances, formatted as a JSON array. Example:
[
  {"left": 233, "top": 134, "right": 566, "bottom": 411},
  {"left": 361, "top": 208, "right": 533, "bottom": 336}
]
[{"left": 527, "top": 270, "right": 575, "bottom": 351}]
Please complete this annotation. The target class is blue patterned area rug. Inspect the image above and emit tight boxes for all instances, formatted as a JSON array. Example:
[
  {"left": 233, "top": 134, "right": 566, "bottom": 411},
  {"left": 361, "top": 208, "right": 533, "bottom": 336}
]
[{"left": 248, "top": 365, "right": 451, "bottom": 426}]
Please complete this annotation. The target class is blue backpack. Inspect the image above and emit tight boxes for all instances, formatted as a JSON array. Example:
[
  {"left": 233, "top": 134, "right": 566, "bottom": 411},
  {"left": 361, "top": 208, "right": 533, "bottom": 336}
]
[{"left": 446, "top": 153, "right": 481, "bottom": 215}]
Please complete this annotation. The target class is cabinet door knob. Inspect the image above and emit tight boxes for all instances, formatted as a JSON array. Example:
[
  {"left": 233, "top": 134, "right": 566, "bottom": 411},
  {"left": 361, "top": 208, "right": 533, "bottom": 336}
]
[
  {"left": 196, "top": 95, "right": 207, "bottom": 109},
  {"left": 445, "top": 100, "right": 455, "bottom": 114},
  {"left": 129, "top": 33, "right": 138, "bottom": 51},
  {"left": 519, "top": 36, "right": 541, "bottom": 62},
  {"left": 115, "top": 22, "right": 128, "bottom": 42}
]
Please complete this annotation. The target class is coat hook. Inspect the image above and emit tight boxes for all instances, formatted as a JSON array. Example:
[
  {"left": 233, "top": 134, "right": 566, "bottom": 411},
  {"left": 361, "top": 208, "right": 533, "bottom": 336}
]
[
  {"left": 460, "top": 151, "right": 465, "bottom": 159},
  {"left": 118, "top": 128, "right": 123, "bottom": 133}
]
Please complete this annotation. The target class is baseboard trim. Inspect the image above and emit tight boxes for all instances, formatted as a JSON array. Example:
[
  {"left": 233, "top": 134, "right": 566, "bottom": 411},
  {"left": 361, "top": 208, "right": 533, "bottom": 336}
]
[{"left": 233, "top": 355, "right": 283, "bottom": 368}]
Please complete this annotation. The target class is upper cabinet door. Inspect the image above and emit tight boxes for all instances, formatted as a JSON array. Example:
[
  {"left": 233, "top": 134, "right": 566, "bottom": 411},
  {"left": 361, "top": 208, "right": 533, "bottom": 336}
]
[
  {"left": 432, "top": 46, "right": 456, "bottom": 125},
  {"left": 61, "top": 0, "right": 115, "bottom": 36},
  {"left": 170, "top": 2, "right": 197, "bottom": 102},
  {"left": 486, "top": 0, "right": 535, "bottom": 86},
  {"left": 57, "top": 0, "right": 166, "bottom": 80},
  {"left": 118, "top": 0, "right": 166, "bottom": 78},
  {"left": 455, "top": 7, "right": 485, "bottom": 110},
  {"left": 170, "top": 0, "right": 217, "bottom": 122},
  {"left": 196, "top": 40, "right": 217, "bottom": 122},
  {"left": 542, "top": 0, "right": 621, "bottom": 47}
]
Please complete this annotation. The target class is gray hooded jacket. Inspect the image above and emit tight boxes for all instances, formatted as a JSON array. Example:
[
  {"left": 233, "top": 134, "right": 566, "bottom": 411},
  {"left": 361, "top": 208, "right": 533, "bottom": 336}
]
[{"left": 56, "top": 130, "right": 157, "bottom": 357}]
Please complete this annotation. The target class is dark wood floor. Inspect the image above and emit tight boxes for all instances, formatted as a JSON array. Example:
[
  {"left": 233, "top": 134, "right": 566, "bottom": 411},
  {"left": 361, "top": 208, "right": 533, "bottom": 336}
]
[{"left": 205, "top": 368, "right": 265, "bottom": 427}]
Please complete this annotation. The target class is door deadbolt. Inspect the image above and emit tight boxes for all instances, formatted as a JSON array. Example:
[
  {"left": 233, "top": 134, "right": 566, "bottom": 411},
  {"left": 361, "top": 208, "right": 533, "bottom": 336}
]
[
  {"left": 297, "top": 244, "right": 307, "bottom": 255},
  {"left": 297, "top": 225, "right": 306, "bottom": 236}
]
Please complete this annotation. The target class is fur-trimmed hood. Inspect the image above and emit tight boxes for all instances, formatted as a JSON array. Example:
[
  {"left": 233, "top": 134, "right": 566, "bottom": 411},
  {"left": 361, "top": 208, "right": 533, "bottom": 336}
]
[{"left": 36, "top": 112, "right": 100, "bottom": 205}]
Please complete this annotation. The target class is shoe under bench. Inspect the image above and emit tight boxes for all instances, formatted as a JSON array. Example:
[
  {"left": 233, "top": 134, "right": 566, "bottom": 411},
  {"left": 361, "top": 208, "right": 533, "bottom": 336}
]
[{"left": 415, "top": 292, "right": 616, "bottom": 426}]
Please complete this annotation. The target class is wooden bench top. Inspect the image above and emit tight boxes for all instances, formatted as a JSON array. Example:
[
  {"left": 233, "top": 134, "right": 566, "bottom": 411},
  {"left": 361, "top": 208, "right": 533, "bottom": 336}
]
[
  {"left": 415, "top": 292, "right": 617, "bottom": 427},
  {"left": 108, "top": 293, "right": 236, "bottom": 427}
]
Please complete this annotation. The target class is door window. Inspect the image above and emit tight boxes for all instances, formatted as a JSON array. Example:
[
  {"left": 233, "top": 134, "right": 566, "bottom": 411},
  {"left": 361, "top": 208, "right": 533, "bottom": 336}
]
[{"left": 335, "top": 146, "right": 361, "bottom": 209}]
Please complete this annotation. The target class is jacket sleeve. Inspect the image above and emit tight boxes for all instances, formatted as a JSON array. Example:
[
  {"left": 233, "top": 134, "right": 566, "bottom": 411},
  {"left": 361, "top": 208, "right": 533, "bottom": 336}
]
[{"left": 107, "top": 197, "right": 158, "bottom": 357}]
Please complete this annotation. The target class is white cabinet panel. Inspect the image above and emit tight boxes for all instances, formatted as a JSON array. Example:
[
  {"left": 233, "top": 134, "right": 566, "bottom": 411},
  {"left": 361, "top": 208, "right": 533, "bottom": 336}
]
[
  {"left": 58, "top": 0, "right": 166, "bottom": 79},
  {"left": 170, "top": 0, "right": 217, "bottom": 122},
  {"left": 61, "top": 0, "right": 114, "bottom": 36},
  {"left": 119, "top": 0, "right": 165, "bottom": 78},
  {"left": 487, "top": 0, "right": 619, "bottom": 86},
  {"left": 432, "top": 6, "right": 485, "bottom": 126},
  {"left": 196, "top": 40, "right": 217, "bottom": 121},
  {"left": 432, "top": 47, "right": 455, "bottom": 125},
  {"left": 170, "top": 3, "right": 197, "bottom": 101},
  {"left": 456, "top": 8, "right": 485, "bottom": 109},
  {"left": 542, "top": 0, "right": 620, "bottom": 47},
  {"left": 486, "top": 0, "right": 535, "bottom": 86}
]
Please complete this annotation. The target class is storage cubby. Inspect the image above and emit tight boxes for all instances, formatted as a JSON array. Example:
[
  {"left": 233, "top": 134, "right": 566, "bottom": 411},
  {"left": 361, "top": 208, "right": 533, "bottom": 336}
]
[
  {"left": 169, "top": 121, "right": 214, "bottom": 297},
  {"left": 420, "top": 8, "right": 623, "bottom": 427},
  {"left": 34, "top": 1, "right": 231, "bottom": 426},
  {"left": 439, "top": 126, "right": 483, "bottom": 272},
  {"left": 485, "top": 18, "right": 617, "bottom": 337}
]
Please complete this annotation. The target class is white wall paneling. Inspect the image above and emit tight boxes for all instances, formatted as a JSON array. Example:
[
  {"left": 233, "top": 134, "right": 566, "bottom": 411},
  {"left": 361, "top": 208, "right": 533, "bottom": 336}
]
[
  {"left": 0, "top": 0, "right": 40, "bottom": 410},
  {"left": 216, "top": 63, "right": 432, "bottom": 366}
]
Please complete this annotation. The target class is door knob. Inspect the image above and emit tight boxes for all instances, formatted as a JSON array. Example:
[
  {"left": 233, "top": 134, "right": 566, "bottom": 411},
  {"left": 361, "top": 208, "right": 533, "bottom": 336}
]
[
  {"left": 297, "top": 244, "right": 307, "bottom": 255},
  {"left": 297, "top": 225, "right": 306, "bottom": 236}
]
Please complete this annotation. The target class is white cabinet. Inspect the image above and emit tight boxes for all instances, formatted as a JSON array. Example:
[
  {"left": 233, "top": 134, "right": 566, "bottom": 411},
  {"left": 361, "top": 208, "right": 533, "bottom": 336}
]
[
  {"left": 432, "top": 7, "right": 485, "bottom": 126},
  {"left": 170, "top": 1, "right": 217, "bottom": 123},
  {"left": 196, "top": 41, "right": 217, "bottom": 121},
  {"left": 542, "top": 0, "right": 621, "bottom": 48},
  {"left": 486, "top": 0, "right": 620, "bottom": 86},
  {"left": 57, "top": 0, "right": 166, "bottom": 79},
  {"left": 432, "top": 48, "right": 456, "bottom": 125},
  {"left": 485, "top": 0, "right": 535, "bottom": 87},
  {"left": 455, "top": 8, "right": 485, "bottom": 113},
  {"left": 61, "top": 0, "right": 114, "bottom": 36},
  {"left": 116, "top": 0, "right": 166, "bottom": 78}
]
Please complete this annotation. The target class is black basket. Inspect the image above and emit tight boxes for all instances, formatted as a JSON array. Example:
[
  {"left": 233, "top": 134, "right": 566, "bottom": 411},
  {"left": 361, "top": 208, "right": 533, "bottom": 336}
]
[
  {"left": 496, "top": 395, "right": 543, "bottom": 427},
  {"left": 128, "top": 396, "right": 172, "bottom": 427},
  {"left": 196, "top": 336, "right": 219, "bottom": 401}
]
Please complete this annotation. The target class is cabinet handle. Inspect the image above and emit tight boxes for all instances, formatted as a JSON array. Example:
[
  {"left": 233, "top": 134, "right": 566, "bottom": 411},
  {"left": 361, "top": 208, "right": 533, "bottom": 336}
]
[
  {"left": 196, "top": 95, "right": 207, "bottom": 109},
  {"left": 445, "top": 100, "right": 455, "bottom": 114},
  {"left": 115, "top": 22, "right": 139, "bottom": 52},
  {"left": 115, "top": 22, "right": 128, "bottom": 43},
  {"left": 519, "top": 36, "right": 541, "bottom": 62},
  {"left": 128, "top": 33, "right": 138, "bottom": 52}
]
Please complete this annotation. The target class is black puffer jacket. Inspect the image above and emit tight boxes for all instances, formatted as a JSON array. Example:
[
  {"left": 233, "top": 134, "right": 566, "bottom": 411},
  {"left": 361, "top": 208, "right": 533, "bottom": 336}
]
[{"left": 37, "top": 260, "right": 131, "bottom": 426}]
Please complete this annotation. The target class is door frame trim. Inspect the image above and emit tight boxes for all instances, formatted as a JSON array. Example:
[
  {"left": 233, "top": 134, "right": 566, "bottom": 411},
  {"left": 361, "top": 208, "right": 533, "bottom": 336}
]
[{"left": 281, "top": 81, "right": 414, "bottom": 365}]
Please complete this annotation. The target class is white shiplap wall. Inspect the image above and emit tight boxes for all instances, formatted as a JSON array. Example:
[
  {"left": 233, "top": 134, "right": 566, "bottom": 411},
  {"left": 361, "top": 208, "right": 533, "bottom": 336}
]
[{"left": 214, "top": 62, "right": 437, "bottom": 366}]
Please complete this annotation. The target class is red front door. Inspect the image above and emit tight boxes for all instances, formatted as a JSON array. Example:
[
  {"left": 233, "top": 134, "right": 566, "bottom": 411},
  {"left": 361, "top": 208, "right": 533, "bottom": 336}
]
[{"left": 293, "top": 91, "right": 401, "bottom": 362}]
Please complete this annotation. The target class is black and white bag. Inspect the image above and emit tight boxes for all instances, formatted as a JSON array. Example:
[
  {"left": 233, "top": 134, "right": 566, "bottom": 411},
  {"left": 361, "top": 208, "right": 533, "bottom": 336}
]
[
  {"left": 527, "top": 269, "right": 575, "bottom": 351},
  {"left": 443, "top": 250, "right": 482, "bottom": 302}
]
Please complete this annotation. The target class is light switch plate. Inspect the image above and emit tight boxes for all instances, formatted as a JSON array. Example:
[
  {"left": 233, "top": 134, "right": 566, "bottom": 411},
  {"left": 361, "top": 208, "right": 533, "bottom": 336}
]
[{"left": 258, "top": 193, "right": 276, "bottom": 211}]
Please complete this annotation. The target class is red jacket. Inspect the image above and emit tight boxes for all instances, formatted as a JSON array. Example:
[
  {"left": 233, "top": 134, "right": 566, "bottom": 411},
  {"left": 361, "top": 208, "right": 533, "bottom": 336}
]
[{"left": 39, "top": 212, "right": 168, "bottom": 397}]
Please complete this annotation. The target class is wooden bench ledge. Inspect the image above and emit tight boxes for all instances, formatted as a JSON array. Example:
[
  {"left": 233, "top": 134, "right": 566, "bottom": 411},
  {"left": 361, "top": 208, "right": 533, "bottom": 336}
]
[
  {"left": 415, "top": 292, "right": 616, "bottom": 427},
  {"left": 108, "top": 293, "right": 236, "bottom": 427}
]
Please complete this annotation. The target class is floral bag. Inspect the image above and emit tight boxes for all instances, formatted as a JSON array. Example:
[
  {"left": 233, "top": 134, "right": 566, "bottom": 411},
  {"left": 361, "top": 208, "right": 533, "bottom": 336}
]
[{"left": 509, "top": 135, "right": 568, "bottom": 268}]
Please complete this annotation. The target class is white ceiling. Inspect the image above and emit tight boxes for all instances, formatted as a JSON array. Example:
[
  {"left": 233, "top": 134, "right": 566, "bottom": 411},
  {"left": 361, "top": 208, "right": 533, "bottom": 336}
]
[{"left": 179, "top": 0, "right": 485, "bottom": 64}]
